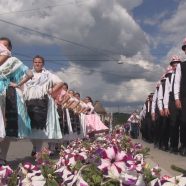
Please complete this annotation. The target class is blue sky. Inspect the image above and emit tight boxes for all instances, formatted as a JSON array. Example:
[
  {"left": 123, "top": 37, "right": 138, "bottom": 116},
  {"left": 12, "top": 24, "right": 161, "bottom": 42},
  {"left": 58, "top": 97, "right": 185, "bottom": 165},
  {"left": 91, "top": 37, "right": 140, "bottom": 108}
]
[
  {"left": 133, "top": 0, "right": 179, "bottom": 62},
  {"left": 0, "top": 0, "right": 185, "bottom": 113}
]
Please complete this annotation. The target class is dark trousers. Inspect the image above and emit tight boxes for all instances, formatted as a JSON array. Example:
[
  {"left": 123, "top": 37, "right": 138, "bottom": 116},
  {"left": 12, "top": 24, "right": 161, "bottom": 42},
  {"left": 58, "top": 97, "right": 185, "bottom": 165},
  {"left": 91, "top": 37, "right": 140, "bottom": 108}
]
[
  {"left": 130, "top": 123, "right": 139, "bottom": 139},
  {"left": 141, "top": 114, "right": 153, "bottom": 142},
  {"left": 169, "top": 97, "right": 181, "bottom": 148},
  {"left": 159, "top": 116, "right": 169, "bottom": 148},
  {"left": 180, "top": 97, "right": 186, "bottom": 147},
  {"left": 153, "top": 112, "right": 161, "bottom": 145}
]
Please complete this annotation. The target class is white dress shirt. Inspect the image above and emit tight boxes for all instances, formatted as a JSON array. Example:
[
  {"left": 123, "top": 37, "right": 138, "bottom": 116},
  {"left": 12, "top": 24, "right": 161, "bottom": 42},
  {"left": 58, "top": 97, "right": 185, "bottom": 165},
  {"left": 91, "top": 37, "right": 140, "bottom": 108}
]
[
  {"left": 151, "top": 89, "right": 158, "bottom": 113},
  {"left": 174, "top": 63, "right": 181, "bottom": 100},
  {"left": 158, "top": 83, "right": 164, "bottom": 110},
  {"left": 140, "top": 104, "right": 146, "bottom": 120}
]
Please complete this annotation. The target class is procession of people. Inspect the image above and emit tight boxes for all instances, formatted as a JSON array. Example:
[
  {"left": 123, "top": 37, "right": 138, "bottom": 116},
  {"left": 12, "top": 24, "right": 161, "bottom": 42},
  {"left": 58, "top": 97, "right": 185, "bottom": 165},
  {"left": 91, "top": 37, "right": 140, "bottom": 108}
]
[
  {"left": 139, "top": 37, "right": 186, "bottom": 157},
  {"left": 0, "top": 37, "right": 109, "bottom": 162}
]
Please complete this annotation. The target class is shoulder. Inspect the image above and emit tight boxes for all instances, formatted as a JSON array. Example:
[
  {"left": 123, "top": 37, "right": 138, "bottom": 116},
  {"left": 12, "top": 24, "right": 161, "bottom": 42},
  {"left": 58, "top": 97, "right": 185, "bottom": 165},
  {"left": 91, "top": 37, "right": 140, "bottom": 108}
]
[{"left": 50, "top": 73, "right": 63, "bottom": 83}]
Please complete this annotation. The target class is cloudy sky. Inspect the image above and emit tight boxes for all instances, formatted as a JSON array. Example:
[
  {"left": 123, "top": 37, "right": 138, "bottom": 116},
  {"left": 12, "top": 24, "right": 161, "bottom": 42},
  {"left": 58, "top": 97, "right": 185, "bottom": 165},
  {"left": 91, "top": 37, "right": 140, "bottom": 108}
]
[{"left": 0, "top": 0, "right": 186, "bottom": 113}]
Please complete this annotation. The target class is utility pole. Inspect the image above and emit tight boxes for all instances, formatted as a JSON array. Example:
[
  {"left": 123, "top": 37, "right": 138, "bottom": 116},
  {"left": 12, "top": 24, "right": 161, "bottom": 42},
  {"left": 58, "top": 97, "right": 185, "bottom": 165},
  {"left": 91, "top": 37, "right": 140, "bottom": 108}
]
[{"left": 109, "top": 112, "right": 113, "bottom": 133}]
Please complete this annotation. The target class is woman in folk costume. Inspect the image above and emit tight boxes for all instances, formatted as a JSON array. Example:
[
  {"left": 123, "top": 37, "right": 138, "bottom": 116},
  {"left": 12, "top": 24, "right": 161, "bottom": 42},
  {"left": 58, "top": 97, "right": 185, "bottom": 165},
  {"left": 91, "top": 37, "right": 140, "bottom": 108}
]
[
  {"left": 0, "top": 37, "right": 33, "bottom": 161},
  {"left": 23, "top": 55, "right": 63, "bottom": 155},
  {"left": 75, "top": 97, "right": 90, "bottom": 137},
  {"left": 0, "top": 37, "right": 33, "bottom": 138},
  {"left": 84, "top": 96, "right": 109, "bottom": 137},
  {"left": 49, "top": 82, "right": 71, "bottom": 152},
  {"left": 52, "top": 82, "right": 70, "bottom": 135},
  {"left": 62, "top": 90, "right": 82, "bottom": 141}
]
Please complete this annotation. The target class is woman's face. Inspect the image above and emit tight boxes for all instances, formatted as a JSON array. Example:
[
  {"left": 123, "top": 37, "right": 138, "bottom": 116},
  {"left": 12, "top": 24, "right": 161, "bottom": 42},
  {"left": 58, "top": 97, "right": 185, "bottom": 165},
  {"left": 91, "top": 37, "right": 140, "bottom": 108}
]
[
  {"left": 74, "top": 94, "right": 80, "bottom": 100},
  {"left": 33, "top": 57, "right": 44, "bottom": 72},
  {"left": 62, "top": 85, "right": 68, "bottom": 91},
  {"left": 0, "top": 40, "right": 11, "bottom": 51},
  {"left": 68, "top": 90, "right": 74, "bottom": 96},
  {"left": 84, "top": 97, "right": 90, "bottom": 103}
]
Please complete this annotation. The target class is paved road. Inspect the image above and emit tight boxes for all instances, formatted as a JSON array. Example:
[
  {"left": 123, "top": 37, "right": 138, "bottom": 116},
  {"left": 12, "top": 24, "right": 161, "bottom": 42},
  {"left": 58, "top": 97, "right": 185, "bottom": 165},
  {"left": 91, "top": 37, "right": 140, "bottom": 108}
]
[
  {"left": 132, "top": 138, "right": 186, "bottom": 176},
  {"left": 4, "top": 138, "right": 186, "bottom": 176}
]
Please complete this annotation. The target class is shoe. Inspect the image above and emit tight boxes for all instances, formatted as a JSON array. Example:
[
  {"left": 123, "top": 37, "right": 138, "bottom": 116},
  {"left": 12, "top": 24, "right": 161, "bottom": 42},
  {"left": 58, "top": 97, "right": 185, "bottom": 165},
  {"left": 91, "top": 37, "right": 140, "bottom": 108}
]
[
  {"left": 179, "top": 147, "right": 186, "bottom": 156},
  {"left": 179, "top": 145, "right": 184, "bottom": 153},
  {"left": 160, "top": 145, "right": 169, "bottom": 152},
  {"left": 169, "top": 147, "right": 178, "bottom": 154},
  {"left": 154, "top": 142, "right": 159, "bottom": 148}
]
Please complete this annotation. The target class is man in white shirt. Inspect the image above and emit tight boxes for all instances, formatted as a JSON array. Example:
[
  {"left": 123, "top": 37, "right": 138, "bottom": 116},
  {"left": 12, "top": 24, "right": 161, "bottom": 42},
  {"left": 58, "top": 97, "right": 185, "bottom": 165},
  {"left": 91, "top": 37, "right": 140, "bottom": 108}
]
[
  {"left": 163, "top": 56, "right": 181, "bottom": 154},
  {"left": 140, "top": 93, "right": 154, "bottom": 143},
  {"left": 151, "top": 83, "right": 161, "bottom": 148},
  {"left": 157, "top": 75, "right": 170, "bottom": 151},
  {"left": 174, "top": 39, "right": 186, "bottom": 156}
]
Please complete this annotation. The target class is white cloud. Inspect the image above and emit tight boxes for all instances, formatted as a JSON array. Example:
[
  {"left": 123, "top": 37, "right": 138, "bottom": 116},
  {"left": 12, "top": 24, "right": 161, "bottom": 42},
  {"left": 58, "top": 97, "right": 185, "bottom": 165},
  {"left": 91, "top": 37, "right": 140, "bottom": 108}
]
[{"left": 0, "top": 0, "right": 164, "bottom": 112}]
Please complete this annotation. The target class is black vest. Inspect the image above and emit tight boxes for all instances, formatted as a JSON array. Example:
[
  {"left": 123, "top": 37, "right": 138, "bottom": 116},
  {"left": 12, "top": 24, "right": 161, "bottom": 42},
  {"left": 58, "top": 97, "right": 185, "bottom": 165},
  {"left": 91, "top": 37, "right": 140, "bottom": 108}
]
[
  {"left": 180, "top": 62, "right": 186, "bottom": 98},
  {"left": 161, "top": 79, "right": 166, "bottom": 97},
  {"left": 169, "top": 73, "right": 175, "bottom": 99}
]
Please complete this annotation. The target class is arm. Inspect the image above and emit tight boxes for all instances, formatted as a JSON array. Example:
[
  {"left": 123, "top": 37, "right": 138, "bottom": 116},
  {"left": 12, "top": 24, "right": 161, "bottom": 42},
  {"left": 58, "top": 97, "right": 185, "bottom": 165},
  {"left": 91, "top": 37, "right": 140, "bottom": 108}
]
[
  {"left": 151, "top": 90, "right": 157, "bottom": 113},
  {"left": 151, "top": 90, "right": 157, "bottom": 121},
  {"left": 163, "top": 77, "right": 171, "bottom": 116},
  {"left": 127, "top": 115, "right": 132, "bottom": 122},
  {"left": 0, "top": 55, "right": 9, "bottom": 65},
  {"left": 174, "top": 64, "right": 181, "bottom": 109},
  {"left": 10, "top": 70, "right": 33, "bottom": 88},
  {"left": 157, "top": 84, "right": 164, "bottom": 116},
  {"left": 48, "top": 74, "right": 63, "bottom": 94},
  {"left": 61, "top": 93, "right": 71, "bottom": 106}
]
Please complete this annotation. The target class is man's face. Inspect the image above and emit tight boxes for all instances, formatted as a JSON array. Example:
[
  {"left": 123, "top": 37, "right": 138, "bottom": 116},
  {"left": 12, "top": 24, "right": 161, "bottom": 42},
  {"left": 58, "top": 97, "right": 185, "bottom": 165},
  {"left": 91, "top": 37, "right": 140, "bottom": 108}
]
[
  {"left": 0, "top": 40, "right": 11, "bottom": 51},
  {"left": 33, "top": 57, "right": 44, "bottom": 72},
  {"left": 171, "top": 62, "right": 178, "bottom": 71}
]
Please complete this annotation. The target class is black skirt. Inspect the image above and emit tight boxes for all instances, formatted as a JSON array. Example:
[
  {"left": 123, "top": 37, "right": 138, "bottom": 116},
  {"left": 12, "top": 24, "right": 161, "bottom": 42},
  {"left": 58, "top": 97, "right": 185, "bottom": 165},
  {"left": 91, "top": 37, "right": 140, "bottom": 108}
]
[
  {"left": 57, "top": 106, "right": 69, "bottom": 135},
  {"left": 5, "top": 86, "right": 18, "bottom": 137},
  {"left": 69, "top": 109, "right": 81, "bottom": 134},
  {"left": 26, "top": 95, "right": 48, "bottom": 129}
]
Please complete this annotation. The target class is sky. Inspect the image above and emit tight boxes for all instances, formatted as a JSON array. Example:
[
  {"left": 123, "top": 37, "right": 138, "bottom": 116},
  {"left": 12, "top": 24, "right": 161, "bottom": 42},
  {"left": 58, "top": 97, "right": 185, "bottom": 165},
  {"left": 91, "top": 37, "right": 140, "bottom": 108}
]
[{"left": 0, "top": 0, "right": 186, "bottom": 113}]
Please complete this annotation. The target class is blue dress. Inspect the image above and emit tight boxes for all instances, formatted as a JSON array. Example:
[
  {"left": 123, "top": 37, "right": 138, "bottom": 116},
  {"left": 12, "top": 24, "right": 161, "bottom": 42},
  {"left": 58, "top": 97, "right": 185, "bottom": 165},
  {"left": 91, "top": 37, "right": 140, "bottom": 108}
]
[{"left": 0, "top": 57, "right": 31, "bottom": 138}]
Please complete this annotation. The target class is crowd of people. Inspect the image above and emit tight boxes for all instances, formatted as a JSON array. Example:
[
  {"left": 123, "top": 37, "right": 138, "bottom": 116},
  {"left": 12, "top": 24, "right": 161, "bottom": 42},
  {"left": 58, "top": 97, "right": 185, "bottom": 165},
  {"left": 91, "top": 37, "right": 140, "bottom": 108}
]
[
  {"left": 0, "top": 37, "right": 109, "bottom": 161},
  {"left": 139, "top": 37, "right": 186, "bottom": 157}
]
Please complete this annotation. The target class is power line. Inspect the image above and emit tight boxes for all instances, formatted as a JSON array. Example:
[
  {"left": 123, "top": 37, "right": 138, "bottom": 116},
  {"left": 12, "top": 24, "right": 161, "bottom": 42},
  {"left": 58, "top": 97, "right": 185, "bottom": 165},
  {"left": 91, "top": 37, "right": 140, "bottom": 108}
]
[
  {"left": 0, "top": 20, "right": 171, "bottom": 60},
  {"left": 13, "top": 52, "right": 162, "bottom": 81},
  {"left": 0, "top": 0, "right": 88, "bottom": 15},
  {"left": 0, "top": 18, "right": 121, "bottom": 58}
]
